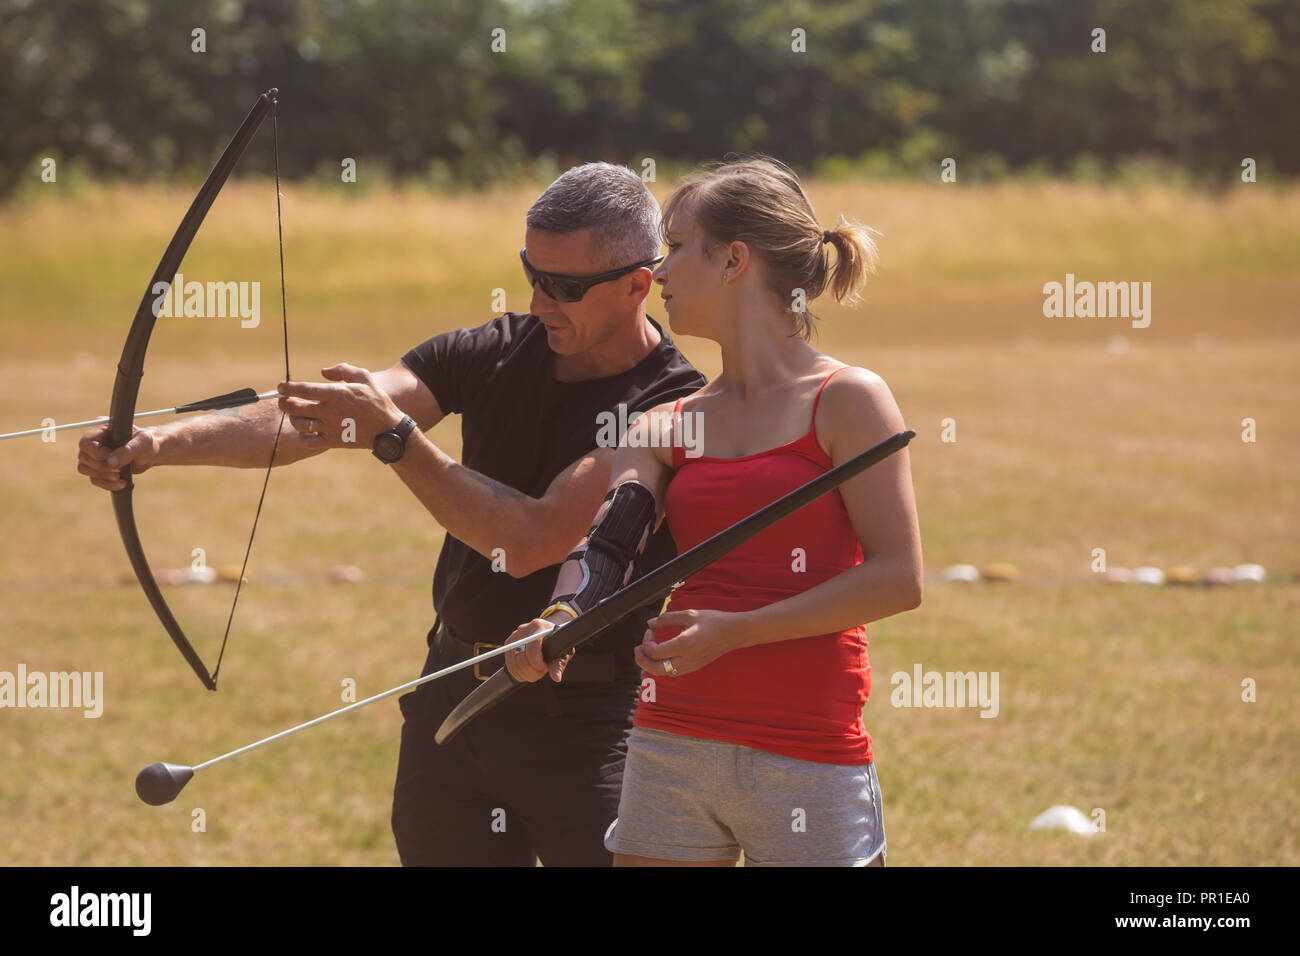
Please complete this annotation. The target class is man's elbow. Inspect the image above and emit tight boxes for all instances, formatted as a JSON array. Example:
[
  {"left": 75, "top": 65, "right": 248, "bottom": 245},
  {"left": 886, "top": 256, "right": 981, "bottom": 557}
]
[
  {"left": 502, "top": 544, "right": 546, "bottom": 579},
  {"left": 501, "top": 534, "right": 572, "bottom": 579}
]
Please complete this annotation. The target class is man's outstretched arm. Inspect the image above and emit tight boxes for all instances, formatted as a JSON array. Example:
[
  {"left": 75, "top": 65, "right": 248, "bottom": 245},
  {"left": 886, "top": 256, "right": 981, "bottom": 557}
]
[
  {"left": 275, "top": 361, "right": 618, "bottom": 579},
  {"left": 82, "top": 356, "right": 614, "bottom": 578},
  {"left": 76, "top": 359, "right": 443, "bottom": 487}
]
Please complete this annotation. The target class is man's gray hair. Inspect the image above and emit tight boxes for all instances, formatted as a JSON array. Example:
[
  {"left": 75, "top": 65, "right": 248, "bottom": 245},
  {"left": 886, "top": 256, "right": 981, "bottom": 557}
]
[{"left": 526, "top": 163, "right": 662, "bottom": 269}]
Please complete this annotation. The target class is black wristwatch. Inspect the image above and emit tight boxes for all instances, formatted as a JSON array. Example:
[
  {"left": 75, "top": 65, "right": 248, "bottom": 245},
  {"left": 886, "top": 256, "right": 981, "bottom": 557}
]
[{"left": 372, "top": 415, "right": 417, "bottom": 463}]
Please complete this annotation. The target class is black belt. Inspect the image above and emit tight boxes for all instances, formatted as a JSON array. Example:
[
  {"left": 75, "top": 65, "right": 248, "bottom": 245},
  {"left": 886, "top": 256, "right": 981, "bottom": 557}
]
[{"left": 437, "top": 618, "right": 616, "bottom": 683}]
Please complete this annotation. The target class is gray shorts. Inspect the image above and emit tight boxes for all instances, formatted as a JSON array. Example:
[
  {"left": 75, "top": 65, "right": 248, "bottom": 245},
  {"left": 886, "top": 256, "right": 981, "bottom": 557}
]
[{"left": 604, "top": 726, "right": 887, "bottom": 866}]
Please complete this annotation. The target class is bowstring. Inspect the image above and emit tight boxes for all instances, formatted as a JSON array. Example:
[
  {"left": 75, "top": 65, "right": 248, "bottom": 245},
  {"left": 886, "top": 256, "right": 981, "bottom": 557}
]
[{"left": 211, "top": 95, "right": 290, "bottom": 687}]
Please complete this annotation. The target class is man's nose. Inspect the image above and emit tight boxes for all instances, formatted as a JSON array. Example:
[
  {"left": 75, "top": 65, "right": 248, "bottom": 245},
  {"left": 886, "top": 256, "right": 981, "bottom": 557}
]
[{"left": 530, "top": 284, "right": 558, "bottom": 315}]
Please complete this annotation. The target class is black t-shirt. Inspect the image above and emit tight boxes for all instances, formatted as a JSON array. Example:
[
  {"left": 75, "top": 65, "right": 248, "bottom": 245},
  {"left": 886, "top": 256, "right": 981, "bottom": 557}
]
[{"left": 401, "top": 311, "right": 706, "bottom": 658}]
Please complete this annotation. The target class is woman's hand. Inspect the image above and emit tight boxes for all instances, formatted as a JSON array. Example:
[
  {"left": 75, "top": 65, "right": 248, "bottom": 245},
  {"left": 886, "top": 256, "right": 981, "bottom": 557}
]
[
  {"left": 502, "top": 617, "right": 574, "bottom": 683},
  {"left": 634, "top": 608, "right": 745, "bottom": 678}
]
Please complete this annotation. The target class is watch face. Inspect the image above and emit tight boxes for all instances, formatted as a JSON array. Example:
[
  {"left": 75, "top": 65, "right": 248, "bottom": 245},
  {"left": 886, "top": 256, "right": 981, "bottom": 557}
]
[{"left": 375, "top": 434, "right": 402, "bottom": 461}]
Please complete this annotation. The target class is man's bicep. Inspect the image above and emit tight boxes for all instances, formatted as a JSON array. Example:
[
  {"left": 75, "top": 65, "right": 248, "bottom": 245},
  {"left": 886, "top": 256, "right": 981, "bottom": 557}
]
[{"left": 374, "top": 361, "right": 445, "bottom": 431}]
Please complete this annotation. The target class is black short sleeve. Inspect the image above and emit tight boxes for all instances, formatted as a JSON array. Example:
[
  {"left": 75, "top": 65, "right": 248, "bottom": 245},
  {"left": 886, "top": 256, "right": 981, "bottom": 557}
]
[{"left": 401, "top": 320, "right": 509, "bottom": 416}]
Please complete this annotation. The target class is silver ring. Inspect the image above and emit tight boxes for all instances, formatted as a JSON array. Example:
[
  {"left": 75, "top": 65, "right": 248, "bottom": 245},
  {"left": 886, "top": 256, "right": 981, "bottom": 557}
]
[
  {"left": 663, "top": 658, "right": 678, "bottom": 676},
  {"left": 514, "top": 645, "right": 528, "bottom": 655}
]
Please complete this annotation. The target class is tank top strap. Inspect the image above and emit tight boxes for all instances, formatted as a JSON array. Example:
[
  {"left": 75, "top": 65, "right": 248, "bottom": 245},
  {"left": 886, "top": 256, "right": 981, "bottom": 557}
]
[
  {"left": 671, "top": 397, "right": 684, "bottom": 470},
  {"left": 808, "top": 365, "right": 852, "bottom": 433}
]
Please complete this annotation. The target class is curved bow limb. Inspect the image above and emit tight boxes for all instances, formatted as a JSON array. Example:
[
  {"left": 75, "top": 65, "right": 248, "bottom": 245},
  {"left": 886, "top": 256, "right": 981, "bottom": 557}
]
[{"left": 107, "top": 89, "right": 285, "bottom": 690}]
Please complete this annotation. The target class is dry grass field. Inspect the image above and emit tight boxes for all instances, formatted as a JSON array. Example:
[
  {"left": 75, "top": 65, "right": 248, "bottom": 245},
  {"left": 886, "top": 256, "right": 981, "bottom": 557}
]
[{"left": 0, "top": 178, "right": 1296, "bottom": 864}]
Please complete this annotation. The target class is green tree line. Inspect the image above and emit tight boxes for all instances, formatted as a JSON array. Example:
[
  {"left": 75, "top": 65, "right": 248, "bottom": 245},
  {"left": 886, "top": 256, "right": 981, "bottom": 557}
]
[{"left": 1, "top": 0, "right": 1295, "bottom": 195}]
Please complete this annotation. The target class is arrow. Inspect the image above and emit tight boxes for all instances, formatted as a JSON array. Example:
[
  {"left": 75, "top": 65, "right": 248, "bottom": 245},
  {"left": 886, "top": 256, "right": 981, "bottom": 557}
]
[
  {"left": 135, "top": 626, "right": 556, "bottom": 805},
  {"left": 0, "top": 387, "right": 277, "bottom": 441}
]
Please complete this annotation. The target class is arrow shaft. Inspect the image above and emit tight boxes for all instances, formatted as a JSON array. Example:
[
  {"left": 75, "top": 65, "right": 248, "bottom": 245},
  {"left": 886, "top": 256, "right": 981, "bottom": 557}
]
[
  {"left": 0, "top": 389, "right": 277, "bottom": 441},
  {"left": 191, "top": 623, "right": 555, "bottom": 773}
]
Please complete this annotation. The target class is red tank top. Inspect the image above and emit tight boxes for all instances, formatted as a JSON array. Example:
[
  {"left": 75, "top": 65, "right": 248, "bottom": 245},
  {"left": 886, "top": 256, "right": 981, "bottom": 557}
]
[{"left": 635, "top": 366, "right": 873, "bottom": 765}]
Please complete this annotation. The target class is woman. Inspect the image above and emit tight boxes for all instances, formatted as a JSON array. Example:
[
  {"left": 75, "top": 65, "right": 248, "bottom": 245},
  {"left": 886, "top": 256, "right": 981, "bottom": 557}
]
[{"left": 507, "top": 156, "right": 922, "bottom": 866}]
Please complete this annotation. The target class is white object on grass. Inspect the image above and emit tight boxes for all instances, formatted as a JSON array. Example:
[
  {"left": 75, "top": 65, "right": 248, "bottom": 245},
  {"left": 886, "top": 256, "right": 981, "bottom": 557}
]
[{"left": 1030, "top": 805, "right": 1095, "bottom": 836}]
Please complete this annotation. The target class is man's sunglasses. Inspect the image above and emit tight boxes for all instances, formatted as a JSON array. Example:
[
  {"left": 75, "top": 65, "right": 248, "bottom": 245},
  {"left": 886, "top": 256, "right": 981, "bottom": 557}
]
[{"left": 520, "top": 249, "right": 664, "bottom": 303}]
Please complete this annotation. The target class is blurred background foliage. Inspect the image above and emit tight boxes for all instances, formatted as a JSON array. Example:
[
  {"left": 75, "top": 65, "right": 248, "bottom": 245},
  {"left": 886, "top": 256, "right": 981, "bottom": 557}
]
[{"left": 1, "top": 0, "right": 1296, "bottom": 197}]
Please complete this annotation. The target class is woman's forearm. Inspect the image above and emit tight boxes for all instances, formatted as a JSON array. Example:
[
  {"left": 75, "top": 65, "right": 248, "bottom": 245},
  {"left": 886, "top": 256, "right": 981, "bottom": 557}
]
[{"left": 730, "top": 560, "right": 922, "bottom": 648}]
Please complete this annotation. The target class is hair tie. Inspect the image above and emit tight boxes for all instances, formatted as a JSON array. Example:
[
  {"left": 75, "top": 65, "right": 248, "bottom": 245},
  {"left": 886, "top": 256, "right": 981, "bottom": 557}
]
[{"left": 822, "top": 230, "right": 833, "bottom": 245}]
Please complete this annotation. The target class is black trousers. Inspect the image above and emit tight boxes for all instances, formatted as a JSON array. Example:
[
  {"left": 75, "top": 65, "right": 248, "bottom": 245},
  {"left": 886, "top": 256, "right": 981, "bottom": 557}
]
[{"left": 391, "top": 629, "right": 640, "bottom": 866}]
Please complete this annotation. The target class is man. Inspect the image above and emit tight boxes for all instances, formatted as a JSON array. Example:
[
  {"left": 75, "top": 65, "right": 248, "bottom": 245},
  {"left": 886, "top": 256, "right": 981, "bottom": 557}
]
[{"left": 79, "top": 163, "right": 706, "bottom": 865}]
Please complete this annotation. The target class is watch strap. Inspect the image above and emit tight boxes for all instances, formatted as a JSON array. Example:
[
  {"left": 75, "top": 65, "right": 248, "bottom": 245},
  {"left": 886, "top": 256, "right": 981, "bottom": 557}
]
[{"left": 373, "top": 414, "right": 416, "bottom": 463}]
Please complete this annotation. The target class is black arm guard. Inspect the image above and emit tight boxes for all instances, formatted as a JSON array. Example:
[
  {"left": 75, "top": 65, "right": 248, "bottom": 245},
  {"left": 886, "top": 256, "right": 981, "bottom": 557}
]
[{"left": 557, "top": 481, "right": 657, "bottom": 614}]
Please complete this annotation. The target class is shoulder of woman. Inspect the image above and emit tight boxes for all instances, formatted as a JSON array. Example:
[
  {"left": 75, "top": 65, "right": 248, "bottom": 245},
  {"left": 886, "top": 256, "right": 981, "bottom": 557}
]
[
  {"left": 820, "top": 364, "right": 890, "bottom": 401},
  {"left": 630, "top": 397, "right": 692, "bottom": 470},
  {"left": 816, "top": 365, "right": 906, "bottom": 449}
]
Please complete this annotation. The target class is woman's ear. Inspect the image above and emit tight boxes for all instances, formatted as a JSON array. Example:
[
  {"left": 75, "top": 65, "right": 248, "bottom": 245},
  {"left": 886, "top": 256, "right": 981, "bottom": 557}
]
[{"left": 725, "top": 240, "right": 750, "bottom": 278}]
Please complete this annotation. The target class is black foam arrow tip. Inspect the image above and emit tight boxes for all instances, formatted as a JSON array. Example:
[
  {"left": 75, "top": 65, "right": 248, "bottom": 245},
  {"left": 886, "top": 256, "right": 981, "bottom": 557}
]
[{"left": 135, "top": 762, "right": 195, "bottom": 805}]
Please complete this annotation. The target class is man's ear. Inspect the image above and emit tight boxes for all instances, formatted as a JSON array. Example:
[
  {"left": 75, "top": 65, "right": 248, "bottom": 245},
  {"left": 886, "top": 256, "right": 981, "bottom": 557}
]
[{"left": 624, "top": 266, "right": 655, "bottom": 304}]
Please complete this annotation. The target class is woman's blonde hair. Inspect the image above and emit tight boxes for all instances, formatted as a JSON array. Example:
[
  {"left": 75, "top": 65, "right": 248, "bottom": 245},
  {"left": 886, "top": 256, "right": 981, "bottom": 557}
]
[{"left": 661, "top": 155, "right": 879, "bottom": 339}]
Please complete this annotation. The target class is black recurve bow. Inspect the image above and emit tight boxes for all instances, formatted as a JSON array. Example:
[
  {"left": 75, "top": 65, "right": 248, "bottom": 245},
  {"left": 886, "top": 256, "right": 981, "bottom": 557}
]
[{"left": 107, "top": 89, "right": 289, "bottom": 690}]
